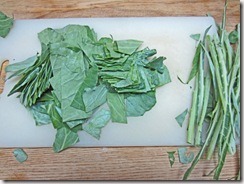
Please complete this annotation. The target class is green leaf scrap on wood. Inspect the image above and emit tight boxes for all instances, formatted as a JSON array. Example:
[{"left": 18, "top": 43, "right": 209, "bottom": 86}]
[
  {"left": 13, "top": 148, "right": 28, "bottom": 163},
  {"left": 167, "top": 151, "right": 176, "bottom": 168},
  {"left": 178, "top": 147, "right": 194, "bottom": 164},
  {"left": 0, "top": 11, "right": 13, "bottom": 38}
]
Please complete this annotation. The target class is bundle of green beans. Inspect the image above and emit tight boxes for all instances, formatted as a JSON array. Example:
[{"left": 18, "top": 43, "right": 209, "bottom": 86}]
[{"left": 184, "top": 2, "right": 240, "bottom": 180}]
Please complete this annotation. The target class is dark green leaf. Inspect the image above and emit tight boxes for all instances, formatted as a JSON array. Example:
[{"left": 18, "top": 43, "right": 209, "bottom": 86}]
[
  {"left": 114, "top": 40, "right": 143, "bottom": 55},
  {"left": 71, "top": 65, "right": 99, "bottom": 111},
  {"left": 5, "top": 55, "right": 37, "bottom": 73},
  {"left": 53, "top": 127, "right": 79, "bottom": 153},
  {"left": 83, "top": 109, "right": 111, "bottom": 139},
  {"left": 229, "top": 30, "right": 238, "bottom": 44},
  {"left": 83, "top": 85, "right": 108, "bottom": 112},
  {"left": 187, "top": 43, "right": 202, "bottom": 83},
  {"left": 38, "top": 28, "right": 63, "bottom": 45},
  {"left": 126, "top": 91, "right": 156, "bottom": 116},
  {"left": 66, "top": 119, "right": 84, "bottom": 129},
  {"left": 46, "top": 103, "right": 63, "bottom": 129},
  {"left": 167, "top": 151, "right": 176, "bottom": 168},
  {"left": 107, "top": 92, "right": 127, "bottom": 123},
  {"left": 29, "top": 101, "right": 52, "bottom": 126}
]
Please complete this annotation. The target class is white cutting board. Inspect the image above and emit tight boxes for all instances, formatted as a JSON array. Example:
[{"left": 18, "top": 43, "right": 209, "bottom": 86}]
[{"left": 0, "top": 17, "right": 216, "bottom": 147}]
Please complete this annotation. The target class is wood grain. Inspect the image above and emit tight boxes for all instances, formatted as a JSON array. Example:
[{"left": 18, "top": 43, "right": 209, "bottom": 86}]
[
  {"left": 0, "top": 146, "right": 240, "bottom": 180},
  {"left": 1, "top": 0, "right": 240, "bottom": 31},
  {"left": 0, "top": 0, "right": 240, "bottom": 181}
]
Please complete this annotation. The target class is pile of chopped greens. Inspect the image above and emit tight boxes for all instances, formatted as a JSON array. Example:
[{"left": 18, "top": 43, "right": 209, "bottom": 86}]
[
  {"left": 6, "top": 25, "right": 171, "bottom": 152},
  {"left": 182, "top": 1, "right": 240, "bottom": 180}
]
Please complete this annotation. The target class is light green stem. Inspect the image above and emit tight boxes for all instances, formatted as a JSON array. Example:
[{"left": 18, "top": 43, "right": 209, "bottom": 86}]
[
  {"left": 195, "top": 72, "right": 211, "bottom": 145},
  {"left": 187, "top": 75, "right": 199, "bottom": 145}
]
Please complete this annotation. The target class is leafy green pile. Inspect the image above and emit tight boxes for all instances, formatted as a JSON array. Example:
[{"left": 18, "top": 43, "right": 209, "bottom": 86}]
[
  {"left": 183, "top": 2, "right": 240, "bottom": 180},
  {"left": 0, "top": 11, "right": 13, "bottom": 38},
  {"left": 6, "top": 25, "right": 171, "bottom": 152}
]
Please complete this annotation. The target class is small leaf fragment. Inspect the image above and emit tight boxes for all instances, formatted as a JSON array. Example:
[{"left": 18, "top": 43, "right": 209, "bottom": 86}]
[
  {"left": 53, "top": 127, "right": 79, "bottom": 153},
  {"left": 167, "top": 151, "right": 176, "bottom": 168},
  {"left": 187, "top": 43, "right": 202, "bottom": 83},
  {"left": 114, "top": 39, "right": 143, "bottom": 55},
  {"left": 83, "top": 109, "right": 111, "bottom": 139},
  {"left": 178, "top": 147, "right": 194, "bottom": 164},
  {"left": 13, "top": 148, "right": 28, "bottom": 163},
  {"left": 175, "top": 108, "right": 188, "bottom": 127},
  {"left": 190, "top": 34, "right": 201, "bottom": 41},
  {"left": 229, "top": 30, "right": 238, "bottom": 44},
  {"left": 107, "top": 92, "right": 127, "bottom": 123},
  {"left": 0, "top": 11, "right": 14, "bottom": 38},
  {"left": 5, "top": 55, "right": 37, "bottom": 73}
]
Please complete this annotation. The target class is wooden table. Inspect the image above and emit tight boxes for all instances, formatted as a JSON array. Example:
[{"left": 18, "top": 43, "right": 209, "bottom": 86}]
[{"left": 0, "top": 0, "right": 240, "bottom": 180}]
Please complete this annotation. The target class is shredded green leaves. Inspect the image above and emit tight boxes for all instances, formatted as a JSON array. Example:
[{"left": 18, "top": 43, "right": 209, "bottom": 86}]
[
  {"left": 0, "top": 11, "right": 13, "bottom": 38},
  {"left": 6, "top": 25, "right": 171, "bottom": 152}
]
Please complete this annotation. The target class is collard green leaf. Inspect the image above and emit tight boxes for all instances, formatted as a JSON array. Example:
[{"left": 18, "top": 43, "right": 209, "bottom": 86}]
[
  {"left": 53, "top": 127, "right": 79, "bottom": 153},
  {"left": 46, "top": 103, "right": 63, "bottom": 129},
  {"left": 5, "top": 55, "right": 37, "bottom": 73},
  {"left": 66, "top": 119, "right": 84, "bottom": 129},
  {"left": 81, "top": 41, "right": 105, "bottom": 63},
  {"left": 83, "top": 85, "right": 108, "bottom": 112},
  {"left": 107, "top": 92, "right": 127, "bottom": 123},
  {"left": 114, "top": 40, "right": 143, "bottom": 55},
  {"left": 83, "top": 109, "right": 111, "bottom": 139},
  {"left": 167, "top": 151, "right": 176, "bottom": 168},
  {"left": 178, "top": 147, "right": 194, "bottom": 164},
  {"left": 99, "top": 37, "right": 121, "bottom": 58},
  {"left": 13, "top": 148, "right": 28, "bottom": 163},
  {"left": 71, "top": 65, "right": 98, "bottom": 110},
  {"left": 29, "top": 101, "right": 52, "bottom": 126},
  {"left": 126, "top": 91, "right": 156, "bottom": 116},
  {"left": 147, "top": 64, "right": 171, "bottom": 87},
  {"left": 60, "top": 25, "right": 97, "bottom": 47},
  {"left": 38, "top": 28, "right": 64, "bottom": 45},
  {"left": 145, "top": 56, "right": 166, "bottom": 73},
  {"left": 56, "top": 51, "right": 91, "bottom": 122},
  {"left": 175, "top": 108, "right": 188, "bottom": 127},
  {"left": 0, "top": 11, "right": 13, "bottom": 38},
  {"left": 62, "top": 106, "right": 92, "bottom": 122},
  {"left": 7, "top": 44, "right": 52, "bottom": 107}
]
